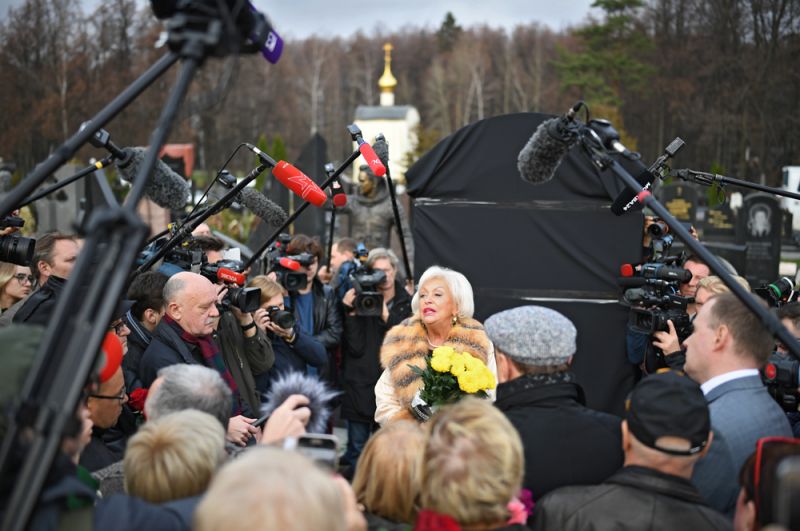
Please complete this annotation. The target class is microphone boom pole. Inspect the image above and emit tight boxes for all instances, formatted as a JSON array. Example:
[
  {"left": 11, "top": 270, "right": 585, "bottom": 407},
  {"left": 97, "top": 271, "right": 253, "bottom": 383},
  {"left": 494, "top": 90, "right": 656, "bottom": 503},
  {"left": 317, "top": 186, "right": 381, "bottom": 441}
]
[
  {"left": 584, "top": 146, "right": 800, "bottom": 362},
  {"left": 671, "top": 169, "right": 800, "bottom": 201},
  {"left": 375, "top": 134, "right": 413, "bottom": 282},
  {"left": 18, "top": 155, "right": 115, "bottom": 208}
]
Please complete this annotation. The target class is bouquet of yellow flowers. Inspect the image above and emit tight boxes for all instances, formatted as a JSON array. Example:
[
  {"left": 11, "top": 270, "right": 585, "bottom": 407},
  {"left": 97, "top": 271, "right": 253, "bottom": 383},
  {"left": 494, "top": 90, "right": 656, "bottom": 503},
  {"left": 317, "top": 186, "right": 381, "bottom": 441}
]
[{"left": 409, "top": 346, "right": 496, "bottom": 420}]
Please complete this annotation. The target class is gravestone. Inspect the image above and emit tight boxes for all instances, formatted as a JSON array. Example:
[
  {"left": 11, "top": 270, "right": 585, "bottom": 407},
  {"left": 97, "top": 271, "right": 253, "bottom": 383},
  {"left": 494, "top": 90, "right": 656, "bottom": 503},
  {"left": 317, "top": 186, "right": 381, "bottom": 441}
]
[
  {"left": 703, "top": 201, "right": 737, "bottom": 242},
  {"left": 736, "top": 193, "right": 781, "bottom": 287},
  {"left": 658, "top": 183, "right": 699, "bottom": 224}
]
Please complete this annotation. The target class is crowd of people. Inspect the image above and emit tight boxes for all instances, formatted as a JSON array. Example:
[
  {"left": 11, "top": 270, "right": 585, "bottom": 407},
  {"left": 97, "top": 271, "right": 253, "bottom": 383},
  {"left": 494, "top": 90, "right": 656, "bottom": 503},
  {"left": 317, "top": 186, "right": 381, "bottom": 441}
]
[{"left": 0, "top": 221, "right": 799, "bottom": 531}]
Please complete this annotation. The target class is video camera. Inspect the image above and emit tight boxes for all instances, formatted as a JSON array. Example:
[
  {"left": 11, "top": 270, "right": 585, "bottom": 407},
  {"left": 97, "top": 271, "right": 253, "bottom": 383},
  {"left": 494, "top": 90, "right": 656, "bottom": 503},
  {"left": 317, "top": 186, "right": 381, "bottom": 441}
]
[
  {"left": 345, "top": 243, "right": 385, "bottom": 317},
  {"left": 755, "top": 277, "right": 800, "bottom": 412},
  {"left": 265, "top": 233, "right": 313, "bottom": 292},
  {"left": 620, "top": 225, "right": 694, "bottom": 347},
  {"left": 138, "top": 236, "right": 260, "bottom": 313}
]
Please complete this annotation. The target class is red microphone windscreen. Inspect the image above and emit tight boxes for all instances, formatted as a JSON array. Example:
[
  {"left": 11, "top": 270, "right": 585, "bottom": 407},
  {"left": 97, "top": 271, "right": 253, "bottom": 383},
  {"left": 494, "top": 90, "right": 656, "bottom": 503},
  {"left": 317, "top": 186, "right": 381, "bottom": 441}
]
[
  {"left": 620, "top": 264, "right": 635, "bottom": 277},
  {"left": 332, "top": 193, "right": 347, "bottom": 208},
  {"left": 359, "top": 143, "right": 386, "bottom": 177},
  {"left": 98, "top": 332, "right": 123, "bottom": 383},
  {"left": 217, "top": 267, "right": 245, "bottom": 286},
  {"left": 279, "top": 257, "right": 301, "bottom": 271},
  {"left": 272, "top": 161, "right": 327, "bottom": 207}
]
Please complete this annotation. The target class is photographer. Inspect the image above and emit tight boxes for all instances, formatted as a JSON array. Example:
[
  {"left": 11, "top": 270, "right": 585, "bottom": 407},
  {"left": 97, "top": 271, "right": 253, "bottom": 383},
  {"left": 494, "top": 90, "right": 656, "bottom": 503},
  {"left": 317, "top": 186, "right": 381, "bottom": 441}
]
[
  {"left": 283, "top": 234, "right": 342, "bottom": 380},
  {"left": 774, "top": 302, "right": 800, "bottom": 436},
  {"left": 340, "top": 248, "right": 411, "bottom": 469},
  {"left": 248, "top": 276, "right": 327, "bottom": 393},
  {"left": 317, "top": 237, "right": 357, "bottom": 300}
]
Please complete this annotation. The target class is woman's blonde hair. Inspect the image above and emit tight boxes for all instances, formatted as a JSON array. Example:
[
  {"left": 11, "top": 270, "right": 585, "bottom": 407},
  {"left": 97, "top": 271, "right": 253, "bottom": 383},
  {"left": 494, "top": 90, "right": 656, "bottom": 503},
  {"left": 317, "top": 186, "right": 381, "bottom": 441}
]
[
  {"left": 420, "top": 397, "right": 523, "bottom": 527},
  {"left": 352, "top": 420, "right": 426, "bottom": 523},
  {"left": 195, "top": 447, "right": 346, "bottom": 531},
  {"left": 248, "top": 275, "right": 287, "bottom": 306},
  {"left": 411, "top": 266, "right": 475, "bottom": 319},
  {"left": 697, "top": 275, "right": 751, "bottom": 295},
  {"left": 123, "top": 409, "right": 226, "bottom": 503},
  {"left": 0, "top": 262, "right": 17, "bottom": 294}
]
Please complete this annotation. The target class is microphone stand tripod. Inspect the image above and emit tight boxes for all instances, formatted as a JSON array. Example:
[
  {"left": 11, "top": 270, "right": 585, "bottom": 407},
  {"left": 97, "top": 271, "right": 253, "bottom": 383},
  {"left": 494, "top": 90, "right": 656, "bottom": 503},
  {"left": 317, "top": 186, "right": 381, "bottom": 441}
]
[
  {"left": 576, "top": 126, "right": 800, "bottom": 362},
  {"left": 0, "top": 11, "right": 260, "bottom": 531},
  {"left": 671, "top": 168, "right": 800, "bottom": 201},
  {"left": 373, "top": 134, "right": 413, "bottom": 284}
]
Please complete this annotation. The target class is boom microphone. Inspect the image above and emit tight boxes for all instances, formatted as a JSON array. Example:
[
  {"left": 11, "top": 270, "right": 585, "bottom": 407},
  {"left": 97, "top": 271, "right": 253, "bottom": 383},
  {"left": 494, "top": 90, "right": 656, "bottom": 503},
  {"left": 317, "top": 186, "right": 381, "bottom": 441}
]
[
  {"left": 238, "top": 186, "right": 288, "bottom": 226},
  {"left": 117, "top": 147, "right": 189, "bottom": 210},
  {"left": 372, "top": 135, "right": 389, "bottom": 169},
  {"left": 517, "top": 102, "right": 582, "bottom": 185}
]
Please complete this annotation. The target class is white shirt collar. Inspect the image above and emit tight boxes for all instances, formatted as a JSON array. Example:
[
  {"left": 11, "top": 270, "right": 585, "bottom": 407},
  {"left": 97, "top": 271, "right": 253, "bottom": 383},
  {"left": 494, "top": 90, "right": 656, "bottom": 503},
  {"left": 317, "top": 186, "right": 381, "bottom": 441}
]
[{"left": 700, "top": 369, "right": 760, "bottom": 396}]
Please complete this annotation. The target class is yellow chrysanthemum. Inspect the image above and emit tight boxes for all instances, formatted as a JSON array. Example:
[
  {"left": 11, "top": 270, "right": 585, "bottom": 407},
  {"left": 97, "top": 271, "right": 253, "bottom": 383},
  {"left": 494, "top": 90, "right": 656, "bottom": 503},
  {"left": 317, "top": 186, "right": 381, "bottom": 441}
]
[
  {"left": 450, "top": 354, "right": 468, "bottom": 377},
  {"left": 430, "top": 350, "right": 453, "bottom": 373},
  {"left": 458, "top": 372, "right": 483, "bottom": 393}
]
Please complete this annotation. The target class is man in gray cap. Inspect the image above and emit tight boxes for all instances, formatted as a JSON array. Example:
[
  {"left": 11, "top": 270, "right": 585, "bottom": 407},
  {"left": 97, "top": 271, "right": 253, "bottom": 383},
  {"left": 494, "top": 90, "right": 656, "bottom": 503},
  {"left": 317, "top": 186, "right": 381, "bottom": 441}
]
[{"left": 485, "top": 305, "right": 623, "bottom": 501}]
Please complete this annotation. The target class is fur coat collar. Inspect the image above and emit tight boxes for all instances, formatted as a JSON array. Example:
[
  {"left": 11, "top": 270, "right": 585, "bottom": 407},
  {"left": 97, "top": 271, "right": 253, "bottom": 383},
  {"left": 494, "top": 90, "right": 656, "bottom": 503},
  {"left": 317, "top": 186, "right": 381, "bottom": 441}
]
[{"left": 379, "top": 316, "right": 493, "bottom": 414}]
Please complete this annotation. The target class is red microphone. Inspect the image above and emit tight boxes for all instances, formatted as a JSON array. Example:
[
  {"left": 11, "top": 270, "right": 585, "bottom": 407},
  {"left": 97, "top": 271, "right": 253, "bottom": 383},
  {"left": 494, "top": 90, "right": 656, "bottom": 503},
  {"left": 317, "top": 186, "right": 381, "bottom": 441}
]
[
  {"left": 358, "top": 142, "right": 386, "bottom": 177},
  {"left": 279, "top": 257, "right": 301, "bottom": 271},
  {"left": 620, "top": 263, "right": 635, "bottom": 277},
  {"left": 331, "top": 180, "right": 347, "bottom": 208},
  {"left": 272, "top": 161, "right": 327, "bottom": 207},
  {"left": 217, "top": 267, "right": 245, "bottom": 286}
]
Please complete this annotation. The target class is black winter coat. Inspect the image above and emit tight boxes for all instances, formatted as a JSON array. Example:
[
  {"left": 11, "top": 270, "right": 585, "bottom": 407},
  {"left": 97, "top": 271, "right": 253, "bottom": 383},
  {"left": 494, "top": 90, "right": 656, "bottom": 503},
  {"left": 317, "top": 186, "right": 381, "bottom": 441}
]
[
  {"left": 530, "top": 466, "right": 732, "bottom": 531},
  {"left": 340, "top": 282, "right": 411, "bottom": 422},
  {"left": 138, "top": 319, "right": 202, "bottom": 389},
  {"left": 122, "top": 313, "right": 150, "bottom": 393},
  {"left": 13, "top": 275, "right": 66, "bottom": 325},
  {"left": 494, "top": 375, "right": 624, "bottom": 502}
]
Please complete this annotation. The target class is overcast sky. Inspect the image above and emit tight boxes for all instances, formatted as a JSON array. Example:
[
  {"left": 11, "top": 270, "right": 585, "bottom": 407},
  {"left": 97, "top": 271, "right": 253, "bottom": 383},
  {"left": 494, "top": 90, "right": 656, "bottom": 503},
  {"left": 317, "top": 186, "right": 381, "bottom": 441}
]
[{"left": 0, "top": 0, "right": 600, "bottom": 38}]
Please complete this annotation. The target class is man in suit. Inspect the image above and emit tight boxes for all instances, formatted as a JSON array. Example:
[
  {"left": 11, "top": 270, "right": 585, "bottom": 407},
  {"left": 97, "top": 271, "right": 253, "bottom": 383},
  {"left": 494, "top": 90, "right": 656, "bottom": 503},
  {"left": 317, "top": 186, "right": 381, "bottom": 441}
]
[{"left": 682, "top": 292, "right": 792, "bottom": 516}]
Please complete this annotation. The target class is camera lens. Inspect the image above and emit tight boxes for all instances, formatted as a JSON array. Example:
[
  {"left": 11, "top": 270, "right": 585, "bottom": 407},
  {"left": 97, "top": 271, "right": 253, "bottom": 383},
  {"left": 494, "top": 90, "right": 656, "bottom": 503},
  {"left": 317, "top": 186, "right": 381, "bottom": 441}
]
[{"left": 0, "top": 235, "right": 35, "bottom": 266}]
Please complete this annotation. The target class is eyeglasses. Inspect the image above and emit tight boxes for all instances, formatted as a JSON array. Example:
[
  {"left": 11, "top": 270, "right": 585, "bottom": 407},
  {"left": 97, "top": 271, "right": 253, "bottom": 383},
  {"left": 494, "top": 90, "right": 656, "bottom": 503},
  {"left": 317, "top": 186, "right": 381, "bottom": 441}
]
[
  {"left": 13, "top": 273, "right": 34, "bottom": 284},
  {"left": 109, "top": 321, "right": 128, "bottom": 335},
  {"left": 88, "top": 391, "right": 127, "bottom": 403}
]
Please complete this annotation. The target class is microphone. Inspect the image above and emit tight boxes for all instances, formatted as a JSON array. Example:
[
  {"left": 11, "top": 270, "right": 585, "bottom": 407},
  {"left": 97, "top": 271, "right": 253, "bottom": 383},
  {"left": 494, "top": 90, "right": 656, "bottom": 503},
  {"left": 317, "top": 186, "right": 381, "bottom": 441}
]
[
  {"left": 271, "top": 161, "right": 327, "bottom": 207},
  {"left": 244, "top": 143, "right": 328, "bottom": 207},
  {"left": 217, "top": 267, "right": 245, "bottom": 286},
  {"left": 517, "top": 102, "right": 582, "bottom": 185},
  {"left": 116, "top": 147, "right": 190, "bottom": 210},
  {"left": 238, "top": 186, "right": 288, "bottom": 226},
  {"left": 330, "top": 178, "right": 346, "bottom": 208},
  {"left": 358, "top": 140, "right": 386, "bottom": 177},
  {"left": 372, "top": 134, "right": 390, "bottom": 169},
  {"left": 260, "top": 371, "right": 340, "bottom": 434},
  {"left": 610, "top": 165, "right": 656, "bottom": 216}
]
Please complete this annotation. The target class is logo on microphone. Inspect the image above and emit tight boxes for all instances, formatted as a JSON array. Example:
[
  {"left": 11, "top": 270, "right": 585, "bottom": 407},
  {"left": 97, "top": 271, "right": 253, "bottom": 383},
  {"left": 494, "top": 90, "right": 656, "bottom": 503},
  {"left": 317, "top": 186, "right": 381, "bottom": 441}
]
[{"left": 266, "top": 32, "right": 278, "bottom": 52}]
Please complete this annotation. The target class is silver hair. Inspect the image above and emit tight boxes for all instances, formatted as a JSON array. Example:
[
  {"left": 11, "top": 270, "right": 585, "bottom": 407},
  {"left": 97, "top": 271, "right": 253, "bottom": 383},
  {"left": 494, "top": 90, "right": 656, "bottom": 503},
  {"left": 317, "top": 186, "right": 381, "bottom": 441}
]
[
  {"left": 162, "top": 276, "right": 186, "bottom": 305},
  {"left": 366, "top": 247, "right": 399, "bottom": 270},
  {"left": 411, "top": 265, "right": 475, "bottom": 319},
  {"left": 147, "top": 364, "right": 232, "bottom": 429}
]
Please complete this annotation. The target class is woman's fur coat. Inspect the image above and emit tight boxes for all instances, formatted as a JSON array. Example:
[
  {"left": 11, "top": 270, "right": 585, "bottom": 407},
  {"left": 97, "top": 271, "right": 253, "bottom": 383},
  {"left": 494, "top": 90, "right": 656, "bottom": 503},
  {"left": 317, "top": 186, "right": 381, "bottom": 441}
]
[{"left": 379, "top": 315, "right": 493, "bottom": 418}]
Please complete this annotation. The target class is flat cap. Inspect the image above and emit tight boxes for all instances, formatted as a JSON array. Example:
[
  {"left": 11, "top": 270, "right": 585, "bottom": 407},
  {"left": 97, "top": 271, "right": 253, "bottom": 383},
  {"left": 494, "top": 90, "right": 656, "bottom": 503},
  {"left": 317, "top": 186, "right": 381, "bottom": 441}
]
[{"left": 484, "top": 305, "right": 576, "bottom": 367}]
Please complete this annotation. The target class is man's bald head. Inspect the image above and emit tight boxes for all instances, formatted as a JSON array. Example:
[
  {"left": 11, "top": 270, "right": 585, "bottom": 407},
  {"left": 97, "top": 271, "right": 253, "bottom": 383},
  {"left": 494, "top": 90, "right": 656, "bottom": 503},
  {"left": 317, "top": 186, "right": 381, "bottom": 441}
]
[{"left": 163, "top": 272, "right": 220, "bottom": 337}]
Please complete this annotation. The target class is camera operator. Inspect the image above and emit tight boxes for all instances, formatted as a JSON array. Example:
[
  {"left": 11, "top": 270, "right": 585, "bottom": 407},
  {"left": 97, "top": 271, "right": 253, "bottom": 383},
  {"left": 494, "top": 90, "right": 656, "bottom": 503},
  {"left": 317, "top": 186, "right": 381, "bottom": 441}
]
[
  {"left": 248, "top": 276, "right": 327, "bottom": 394},
  {"left": 774, "top": 302, "right": 800, "bottom": 436},
  {"left": 652, "top": 275, "right": 751, "bottom": 371},
  {"left": 317, "top": 237, "right": 357, "bottom": 300},
  {"left": 339, "top": 248, "right": 412, "bottom": 469},
  {"left": 190, "top": 236, "right": 275, "bottom": 428}
]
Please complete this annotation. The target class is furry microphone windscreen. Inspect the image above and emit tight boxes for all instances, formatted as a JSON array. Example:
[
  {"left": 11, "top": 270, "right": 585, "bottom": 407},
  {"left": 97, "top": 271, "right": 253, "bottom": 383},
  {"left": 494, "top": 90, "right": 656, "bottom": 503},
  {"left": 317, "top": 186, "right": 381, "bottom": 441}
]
[
  {"left": 260, "top": 372, "right": 340, "bottom": 434},
  {"left": 117, "top": 147, "right": 190, "bottom": 210},
  {"left": 372, "top": 136, "right": 390, "bottom": 169},
  {"left": 517, "top": 117, "right": 578, "bottom": 185},
  {"left": 238, "top": 186, "right": 288, "bottom": 226}
]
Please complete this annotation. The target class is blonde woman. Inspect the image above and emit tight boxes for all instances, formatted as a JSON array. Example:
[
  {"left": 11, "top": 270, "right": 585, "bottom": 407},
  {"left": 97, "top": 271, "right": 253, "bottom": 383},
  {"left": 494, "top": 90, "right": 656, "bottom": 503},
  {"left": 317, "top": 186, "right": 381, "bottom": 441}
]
[{"left": 0, "top": 262, "right": 33, "bottom": 313}]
